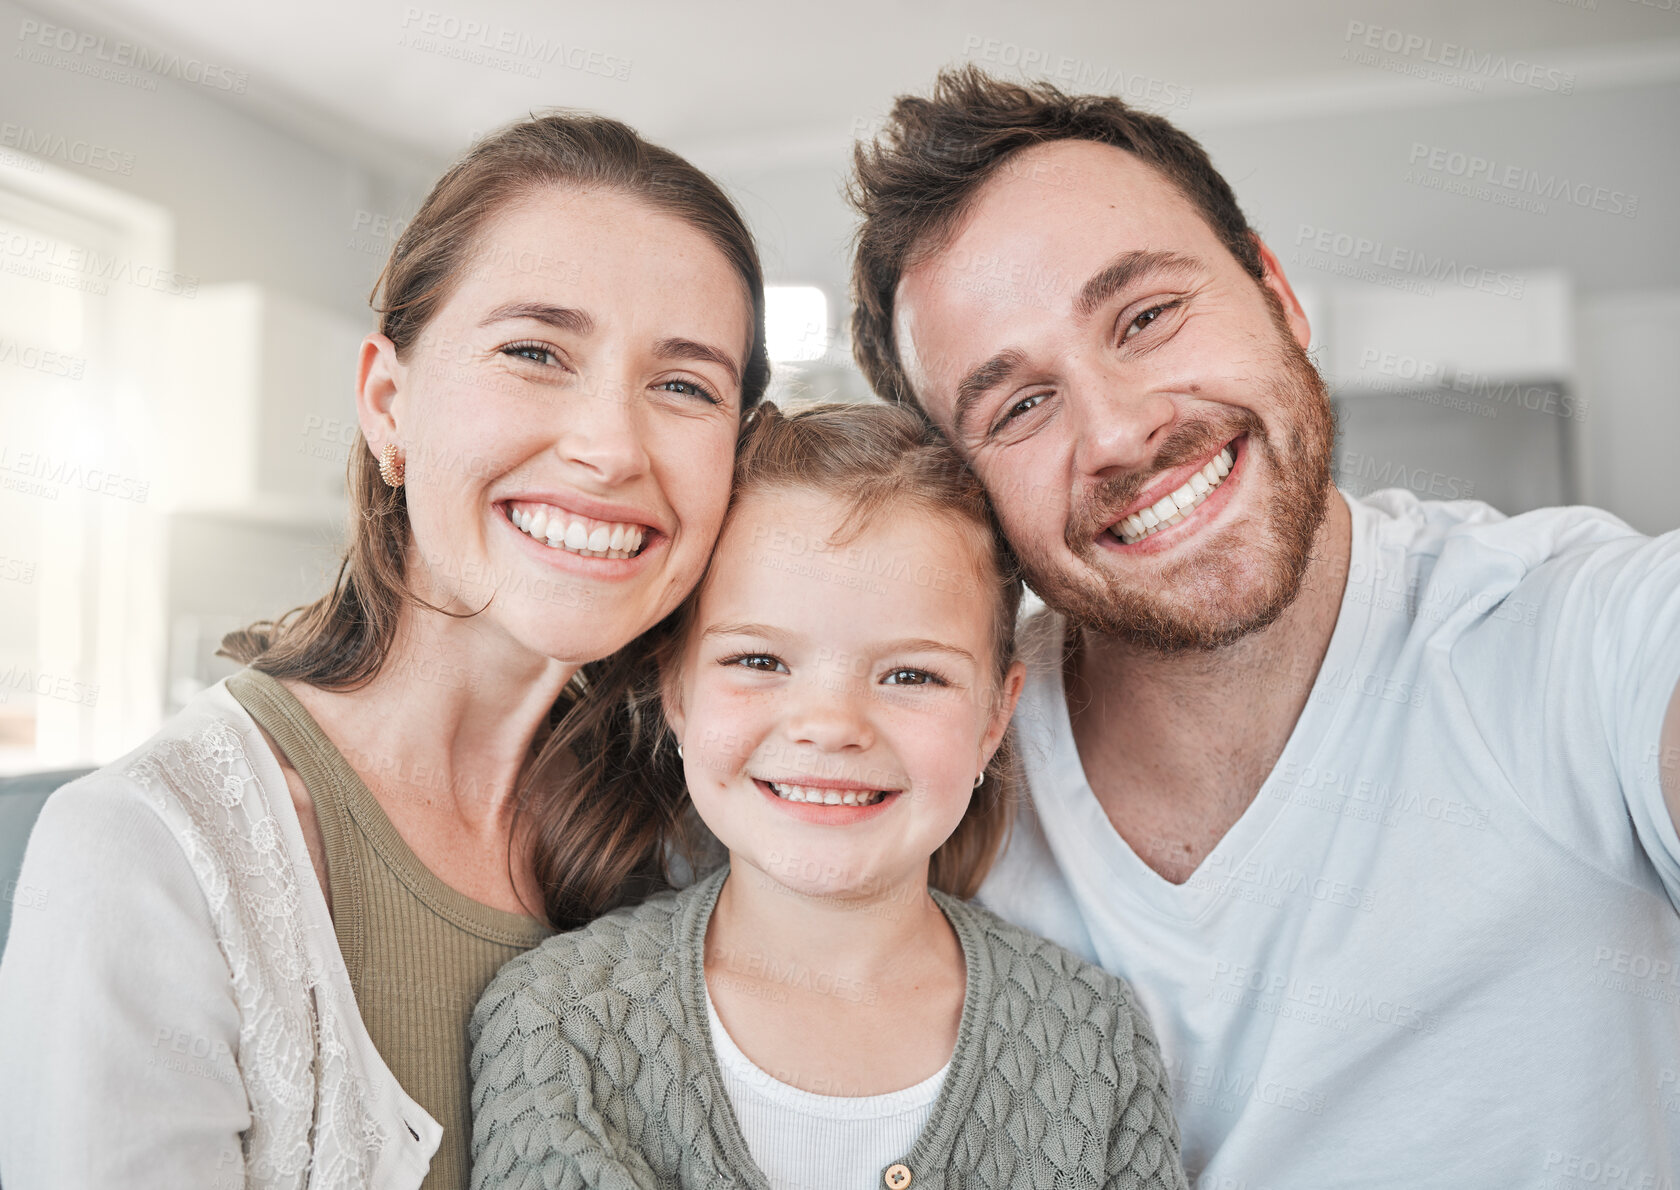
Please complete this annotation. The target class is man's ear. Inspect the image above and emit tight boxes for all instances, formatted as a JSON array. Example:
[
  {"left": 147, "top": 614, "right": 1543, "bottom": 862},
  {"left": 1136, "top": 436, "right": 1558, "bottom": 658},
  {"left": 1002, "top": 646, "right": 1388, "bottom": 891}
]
[
  {"left": 980, "top": 659, "right": 1027, "bottom": 769},
  {"left": 357, "top": 333, "right": 404, "bottom": 460},
  {"left": 1252, "top": 235, "right": 1313, "bottom": 353}
]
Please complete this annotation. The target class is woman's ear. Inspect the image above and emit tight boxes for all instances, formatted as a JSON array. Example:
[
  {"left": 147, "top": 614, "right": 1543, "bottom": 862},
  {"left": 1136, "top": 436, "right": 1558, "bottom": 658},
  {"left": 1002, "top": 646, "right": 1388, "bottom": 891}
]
[
  {"left": 979, "top": 659, "right": 1026, "bottom": 768},
  {"left": 357, "top": 332, "right": 404, "bottom": 459}
]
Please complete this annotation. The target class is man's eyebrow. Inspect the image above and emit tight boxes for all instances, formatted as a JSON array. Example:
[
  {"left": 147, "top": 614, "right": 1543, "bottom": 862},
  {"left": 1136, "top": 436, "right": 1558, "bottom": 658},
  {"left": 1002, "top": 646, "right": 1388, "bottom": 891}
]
[
  {"left": 654, "top": 337, "right": 741, "bottom": 386},
  {"left": 952, "top": 347, "right": 1028, "bottom": 437},
  {"left": 1074, "top": 250, "right": 1201, "bottom": 320},
  {"left": 479, "top": 302, "right": 595, "bottom": 334}
]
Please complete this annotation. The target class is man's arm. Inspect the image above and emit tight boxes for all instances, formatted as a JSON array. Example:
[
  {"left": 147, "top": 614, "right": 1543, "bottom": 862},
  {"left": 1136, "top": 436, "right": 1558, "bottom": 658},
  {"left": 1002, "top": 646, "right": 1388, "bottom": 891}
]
[{"left": 1663, "top": 678, "right": 1680, "bottom": 833}]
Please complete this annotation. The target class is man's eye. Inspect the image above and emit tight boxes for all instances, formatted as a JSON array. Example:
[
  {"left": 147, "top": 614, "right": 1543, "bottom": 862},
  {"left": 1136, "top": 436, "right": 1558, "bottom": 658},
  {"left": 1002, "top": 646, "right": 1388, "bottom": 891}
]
[
  {"left": 725, "top": 653, "right": 788, "bottom": 674},
  {"left": 1122, "top": 301, "right": 1179, "bottom": 342},
  {"left": 882, "top": 668, "right": 945, "bottom": 687},
  {"left": 997, "top": 392, "right": 1048, "bottom": 429}
]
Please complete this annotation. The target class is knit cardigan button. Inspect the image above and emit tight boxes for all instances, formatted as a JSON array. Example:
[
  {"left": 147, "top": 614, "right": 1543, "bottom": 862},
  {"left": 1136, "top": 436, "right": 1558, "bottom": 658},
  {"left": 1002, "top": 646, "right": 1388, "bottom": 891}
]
[{"left": 884, "top": 1163, "right": 913, "bottom": 1189}]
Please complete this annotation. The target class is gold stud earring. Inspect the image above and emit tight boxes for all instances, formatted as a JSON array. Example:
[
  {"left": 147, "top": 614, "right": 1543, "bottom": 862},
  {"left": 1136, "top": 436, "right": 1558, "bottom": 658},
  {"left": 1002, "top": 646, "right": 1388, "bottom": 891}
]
[{"left": 378, "top": 442, "right": 405, "bottom": 488}]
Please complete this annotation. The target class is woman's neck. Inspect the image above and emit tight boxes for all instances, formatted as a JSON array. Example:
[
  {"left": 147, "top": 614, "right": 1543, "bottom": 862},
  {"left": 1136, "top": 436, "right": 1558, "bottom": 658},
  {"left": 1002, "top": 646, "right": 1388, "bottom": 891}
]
[{"left": 285, "top": 602, "right": 576, "bottom": 840}]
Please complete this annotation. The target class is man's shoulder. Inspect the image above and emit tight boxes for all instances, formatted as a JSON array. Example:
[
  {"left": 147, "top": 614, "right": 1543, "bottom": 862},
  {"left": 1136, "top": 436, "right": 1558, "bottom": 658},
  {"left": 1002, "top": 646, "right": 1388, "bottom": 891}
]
[{"left": 1349, "top": 488, "right": 1645, "bottom": 568}]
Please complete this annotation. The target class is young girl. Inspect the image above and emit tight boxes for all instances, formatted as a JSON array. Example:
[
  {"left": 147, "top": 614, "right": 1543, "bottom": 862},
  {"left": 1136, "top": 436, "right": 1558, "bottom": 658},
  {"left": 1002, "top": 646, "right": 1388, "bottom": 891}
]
[{"left": 469, "top": 403, "right": 1187, "bottom": 1190}]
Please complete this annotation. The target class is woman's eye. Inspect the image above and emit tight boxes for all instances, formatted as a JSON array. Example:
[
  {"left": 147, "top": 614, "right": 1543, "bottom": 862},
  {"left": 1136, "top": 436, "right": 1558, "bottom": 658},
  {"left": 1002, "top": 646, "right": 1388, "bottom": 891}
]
[
  {"left": 655, "top": 378, "right": 721, "bottom": 406},
  {"left": 501, "top": 342, "right": 559, "bottom": 366},
  {"left": 882, "top": 667, "right": 944, "bottom": 687},
  {"left": 725, "top": 653, "right": 788, "bottom": 674}
]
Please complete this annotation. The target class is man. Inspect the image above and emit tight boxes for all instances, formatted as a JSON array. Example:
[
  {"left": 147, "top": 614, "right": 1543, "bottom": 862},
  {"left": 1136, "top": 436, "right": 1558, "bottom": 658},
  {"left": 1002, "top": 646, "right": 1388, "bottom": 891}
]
[{"left": 849, "top": 66, "right": 1680, "bottom": 1185}]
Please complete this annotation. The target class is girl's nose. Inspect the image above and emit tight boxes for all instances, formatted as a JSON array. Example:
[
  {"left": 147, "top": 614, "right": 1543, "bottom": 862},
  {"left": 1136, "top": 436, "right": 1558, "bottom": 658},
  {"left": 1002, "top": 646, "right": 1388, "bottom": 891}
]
[{"left": 783, "top": 680, "right": 875, "bottom": 753}]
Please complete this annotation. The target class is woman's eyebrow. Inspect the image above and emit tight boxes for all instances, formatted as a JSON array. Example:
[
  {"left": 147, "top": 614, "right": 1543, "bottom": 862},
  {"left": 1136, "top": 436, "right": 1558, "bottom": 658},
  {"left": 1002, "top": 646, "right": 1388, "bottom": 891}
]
[
  {"left": 480, "top": 302, "right": 595, "bottom": 334},
  {"left": 654, "top": 337, "right": 741, "bottom": 386}
]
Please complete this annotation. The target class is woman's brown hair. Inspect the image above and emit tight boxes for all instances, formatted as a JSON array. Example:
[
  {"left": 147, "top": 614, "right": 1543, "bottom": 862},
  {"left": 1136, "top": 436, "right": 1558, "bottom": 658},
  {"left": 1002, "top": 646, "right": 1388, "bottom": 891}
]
[
  {"left": 221, "top": 111, "right": 769, "bottom": 928},
  {"left": 604, "top": 401, "right": 1026, "bottom": 903}
]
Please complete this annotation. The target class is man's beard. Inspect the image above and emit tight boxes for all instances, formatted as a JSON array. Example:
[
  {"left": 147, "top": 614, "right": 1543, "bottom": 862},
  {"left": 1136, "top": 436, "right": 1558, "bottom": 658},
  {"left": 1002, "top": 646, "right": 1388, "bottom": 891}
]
[{"left": 1012, "top": 322, "right": 1337, "bottom": 654}]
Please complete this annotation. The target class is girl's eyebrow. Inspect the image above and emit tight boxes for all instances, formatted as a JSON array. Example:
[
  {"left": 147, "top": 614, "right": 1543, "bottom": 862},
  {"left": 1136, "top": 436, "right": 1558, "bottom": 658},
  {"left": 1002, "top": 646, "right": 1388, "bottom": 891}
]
[
  {"left": 700, "top": 621, "right": 788, "bottom": 641},
  {"left": 700, "top": 624, "right": 976, "bottom": 666}
]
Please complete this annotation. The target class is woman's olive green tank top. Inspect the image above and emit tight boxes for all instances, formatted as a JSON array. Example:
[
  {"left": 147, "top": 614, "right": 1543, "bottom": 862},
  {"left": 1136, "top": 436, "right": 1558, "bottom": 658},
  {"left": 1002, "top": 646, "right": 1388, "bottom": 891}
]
[{"left": 227, "top": 669, "right": 552, "bottom": 1190}]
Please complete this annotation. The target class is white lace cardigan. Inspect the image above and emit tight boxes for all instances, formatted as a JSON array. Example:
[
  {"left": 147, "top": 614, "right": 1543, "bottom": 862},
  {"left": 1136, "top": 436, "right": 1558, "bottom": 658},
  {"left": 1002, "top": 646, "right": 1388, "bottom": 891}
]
[{"left": 0, "top": 678, "right": 441, "bottom": 1189}]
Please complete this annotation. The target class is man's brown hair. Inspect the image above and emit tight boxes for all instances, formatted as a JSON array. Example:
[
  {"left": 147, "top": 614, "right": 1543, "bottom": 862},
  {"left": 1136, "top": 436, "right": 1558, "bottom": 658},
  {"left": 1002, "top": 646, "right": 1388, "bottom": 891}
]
[{"left": 849, "top": 65, "right": 1263, "bottom": 410}]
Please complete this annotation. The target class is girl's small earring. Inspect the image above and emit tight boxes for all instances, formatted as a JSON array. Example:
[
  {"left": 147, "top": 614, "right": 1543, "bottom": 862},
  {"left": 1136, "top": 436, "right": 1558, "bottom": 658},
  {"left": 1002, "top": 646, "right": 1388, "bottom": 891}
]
[
  {"left": 378, "top": 442, "right": 406, "bottom": 488},
  {"left": 973, "top": 771, "right": 986, "bottom": 789},
  {"left": 676, "top": 743, "right": 684, "bottom": 761}
]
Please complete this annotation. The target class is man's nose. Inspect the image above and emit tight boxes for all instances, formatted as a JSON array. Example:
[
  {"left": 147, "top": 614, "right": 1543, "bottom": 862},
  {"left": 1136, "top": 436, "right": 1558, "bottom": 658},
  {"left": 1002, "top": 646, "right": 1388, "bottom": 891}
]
[{"left": 1066, "top": 369, "right": 1178, "bottom": 479}]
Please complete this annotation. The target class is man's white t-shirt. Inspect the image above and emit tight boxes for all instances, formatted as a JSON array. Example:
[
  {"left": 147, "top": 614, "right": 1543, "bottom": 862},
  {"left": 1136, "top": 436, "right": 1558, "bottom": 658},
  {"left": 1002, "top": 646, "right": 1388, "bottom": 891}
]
[{"left": 979, "top": 489, "right": 1680, "bottom": 1188}]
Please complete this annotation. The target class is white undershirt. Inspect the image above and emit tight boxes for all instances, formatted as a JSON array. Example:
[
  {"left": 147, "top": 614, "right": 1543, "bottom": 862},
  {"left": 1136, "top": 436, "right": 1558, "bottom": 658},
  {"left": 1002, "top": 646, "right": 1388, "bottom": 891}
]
[{"left": 703, "top": 986, "right": 947, "bottom": 1190}]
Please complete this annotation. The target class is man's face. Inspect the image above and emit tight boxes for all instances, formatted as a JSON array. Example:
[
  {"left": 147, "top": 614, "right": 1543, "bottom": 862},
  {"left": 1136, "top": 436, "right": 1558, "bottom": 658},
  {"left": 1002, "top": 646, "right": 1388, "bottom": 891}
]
[{"left": 894, "top": 139, "right": 1336, "bottom": 652}]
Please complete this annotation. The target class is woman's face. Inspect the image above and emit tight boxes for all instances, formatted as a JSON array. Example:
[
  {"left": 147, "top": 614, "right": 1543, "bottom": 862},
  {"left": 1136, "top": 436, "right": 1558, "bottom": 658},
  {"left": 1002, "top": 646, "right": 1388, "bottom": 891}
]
[{"left": 364, "top": 186, "right": 752, "bottom": 667}]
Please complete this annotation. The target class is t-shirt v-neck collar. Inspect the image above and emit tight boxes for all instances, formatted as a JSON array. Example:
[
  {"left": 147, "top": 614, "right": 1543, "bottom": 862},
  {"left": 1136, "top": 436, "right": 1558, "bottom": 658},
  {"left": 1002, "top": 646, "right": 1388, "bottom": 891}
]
[{"left": 1026, "top": 491, "right": 1381, "bottom": 922}]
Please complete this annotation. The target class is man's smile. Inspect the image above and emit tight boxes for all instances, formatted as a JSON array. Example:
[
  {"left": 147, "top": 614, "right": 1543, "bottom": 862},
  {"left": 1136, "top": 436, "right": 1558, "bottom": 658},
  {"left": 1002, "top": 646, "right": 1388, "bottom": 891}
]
[{"left": 1103, "top": 437, "right": 1243, "bottom": 548}]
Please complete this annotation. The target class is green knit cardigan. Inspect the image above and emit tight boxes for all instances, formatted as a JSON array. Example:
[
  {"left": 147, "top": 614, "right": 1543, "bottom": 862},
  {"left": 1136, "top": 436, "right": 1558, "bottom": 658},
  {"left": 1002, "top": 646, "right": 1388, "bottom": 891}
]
[{"left": 469, "top": 868, "right": 1187, "bottom": 1190}]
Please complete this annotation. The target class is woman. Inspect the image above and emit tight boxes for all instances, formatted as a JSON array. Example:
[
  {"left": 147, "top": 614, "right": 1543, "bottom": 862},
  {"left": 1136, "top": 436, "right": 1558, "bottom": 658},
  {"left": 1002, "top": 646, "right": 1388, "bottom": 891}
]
[{"left": 0, "top": 113, "right": 768, "bottom": 1190}]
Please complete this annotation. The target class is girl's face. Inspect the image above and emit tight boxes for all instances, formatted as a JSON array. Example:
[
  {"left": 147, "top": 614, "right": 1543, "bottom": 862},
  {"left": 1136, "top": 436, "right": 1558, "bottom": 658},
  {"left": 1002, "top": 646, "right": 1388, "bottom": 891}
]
[
  {"left": 359, "top": 186, "right": 751, "bottom": 668},
  {"left": 665, "top": 487, "right": 1025, "bottom": 903}
]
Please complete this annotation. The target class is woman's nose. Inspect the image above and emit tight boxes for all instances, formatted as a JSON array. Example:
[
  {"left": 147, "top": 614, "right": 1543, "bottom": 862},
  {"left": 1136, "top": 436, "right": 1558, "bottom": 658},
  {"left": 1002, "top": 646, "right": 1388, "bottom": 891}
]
[{"left": 554, "top": 372, "right": 651, "bottom": 485}]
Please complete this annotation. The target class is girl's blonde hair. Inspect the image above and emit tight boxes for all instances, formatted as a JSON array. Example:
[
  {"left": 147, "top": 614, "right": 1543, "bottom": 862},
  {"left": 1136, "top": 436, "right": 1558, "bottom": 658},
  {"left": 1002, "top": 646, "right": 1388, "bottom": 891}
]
[{"left": 625, "top": 401, "right": 1025, "bottom": 901}]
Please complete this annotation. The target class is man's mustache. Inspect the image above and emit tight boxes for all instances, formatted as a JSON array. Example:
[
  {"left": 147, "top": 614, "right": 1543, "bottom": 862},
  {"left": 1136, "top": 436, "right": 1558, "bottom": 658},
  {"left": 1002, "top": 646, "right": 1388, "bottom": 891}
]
[{"left": 1066, "top": 409, "right": 1266, "bottom": 547}]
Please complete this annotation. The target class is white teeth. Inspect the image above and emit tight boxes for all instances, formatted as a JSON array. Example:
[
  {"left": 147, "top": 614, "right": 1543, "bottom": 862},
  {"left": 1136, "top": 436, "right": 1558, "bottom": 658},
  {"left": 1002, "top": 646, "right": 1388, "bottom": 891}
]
[
  {"left": 507, "top": 505, "right": 649, "bottom": 559},
  {"left": 768, "top": 781, "right": 886, "bottom": 807},
  {"left": 1114, "top": 446, "right": 1237, "bottom": 546}
]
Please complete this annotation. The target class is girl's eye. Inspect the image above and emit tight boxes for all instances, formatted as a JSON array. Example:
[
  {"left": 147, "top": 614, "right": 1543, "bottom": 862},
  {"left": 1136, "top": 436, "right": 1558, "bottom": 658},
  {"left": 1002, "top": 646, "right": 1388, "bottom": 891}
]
[
  {"left": 655, "top": 378, "right": 722, "bottom": 406},
  {"left": 882, "top": 667, "right": 945, "bottom": 687},
  {"left": 501, "top": 341, "right": 559, "bottom": 366},
  {"left": 1122, "top": 301, "right": 1180, "bottom": 343},
  {"left": 724, "top": 653, "right": 788, "bottom": 674}
]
